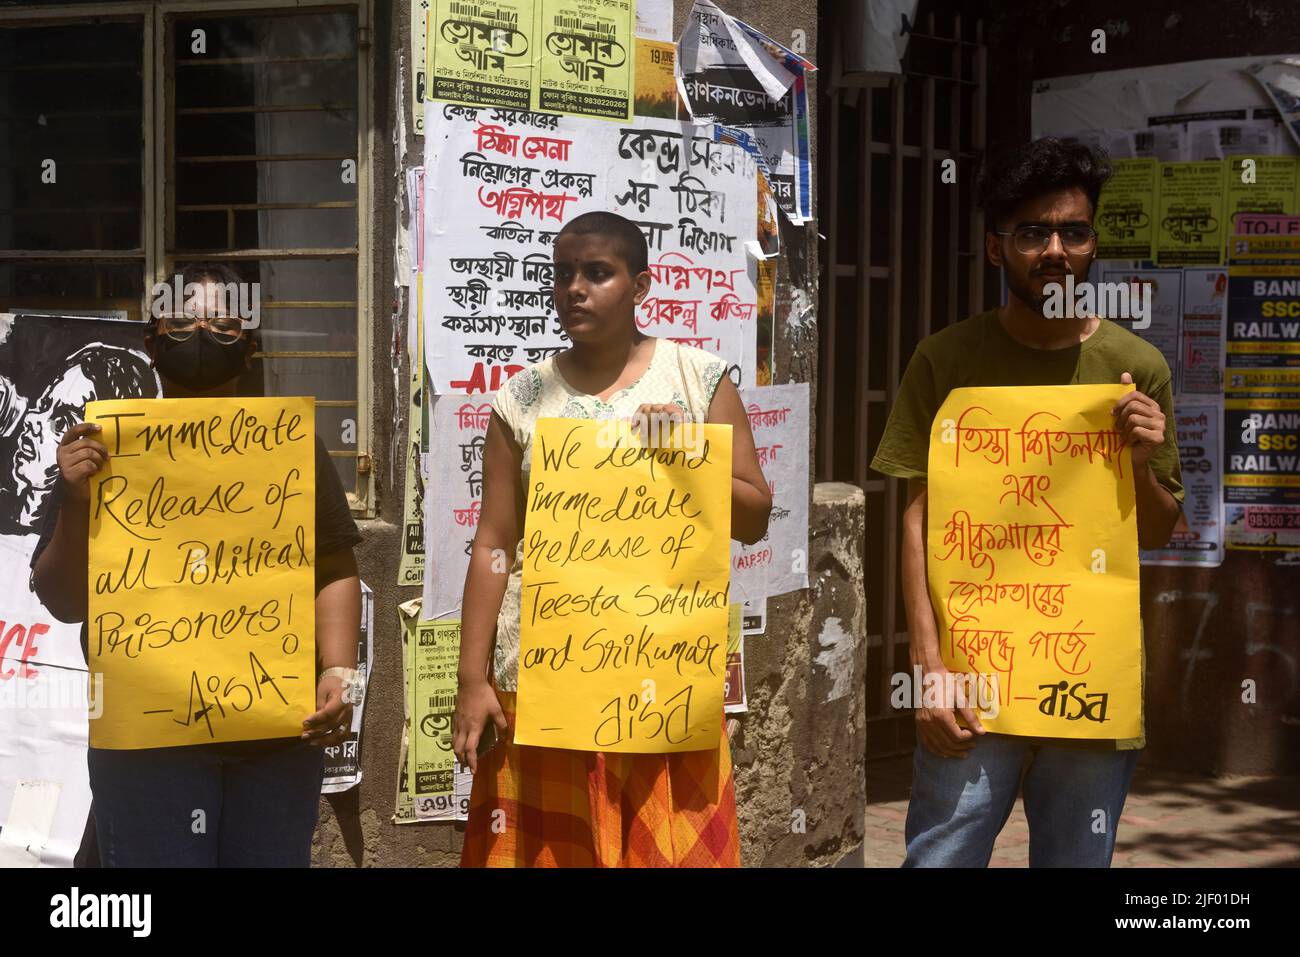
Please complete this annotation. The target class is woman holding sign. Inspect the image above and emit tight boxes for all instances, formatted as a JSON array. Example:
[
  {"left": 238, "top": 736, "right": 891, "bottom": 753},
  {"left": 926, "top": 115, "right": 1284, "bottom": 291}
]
[
  {"left": 31, "top": 263, "right": 363, "bottom": 868},
  {"left": 453, "top": 212, "right": 772, "bottom": 867}
]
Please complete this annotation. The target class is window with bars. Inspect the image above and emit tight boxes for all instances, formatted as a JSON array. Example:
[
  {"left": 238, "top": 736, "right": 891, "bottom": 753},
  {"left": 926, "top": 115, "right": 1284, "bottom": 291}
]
[
  {"left": 0, "top": 19, "right": 146, "bottom": 316},
  {"left": 0, "top": 2, "right": 371, "bottom": 508}
]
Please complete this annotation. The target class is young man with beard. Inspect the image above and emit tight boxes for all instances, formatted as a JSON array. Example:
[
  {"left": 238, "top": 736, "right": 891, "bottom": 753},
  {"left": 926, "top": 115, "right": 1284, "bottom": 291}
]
[{"left": 871, "top": 138, "right": 1184, "bottom": 867}]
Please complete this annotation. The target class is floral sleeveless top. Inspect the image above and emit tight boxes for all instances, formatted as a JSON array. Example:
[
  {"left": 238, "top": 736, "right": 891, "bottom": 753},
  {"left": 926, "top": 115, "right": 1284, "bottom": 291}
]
[{"left": 489, "top": 338, "right": 728, "bottom": 691}]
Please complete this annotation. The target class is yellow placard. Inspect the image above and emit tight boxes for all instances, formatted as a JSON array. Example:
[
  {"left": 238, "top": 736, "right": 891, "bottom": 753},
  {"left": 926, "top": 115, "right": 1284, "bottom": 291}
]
[
  {"left": 514, "top": 418, "right": 732, "bottom": 752},
  {"left": 86, "top": 397, "right": 317, "bottom": 749},
  {"left": 926, "top": 385, "right": 1141, "bottom": 739}
]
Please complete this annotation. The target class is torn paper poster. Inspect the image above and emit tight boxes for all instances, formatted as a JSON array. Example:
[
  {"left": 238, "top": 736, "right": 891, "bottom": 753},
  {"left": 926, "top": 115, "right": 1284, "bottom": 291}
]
[
  {"left": 412, "top": 0, "right": 429, "bottom": 135},
  {"left": 1140, "top": 403, "right": 1224, "bottom": 567},
  {"left": 1186, "top": 118, "right": 1278, "bottom": 160},
  {"left": 1068, "top": 126, "right": 1186, "bottom": 162},
  {"left": 842, "top": 0, "right": 918, "bottom": 76},
  {"left": 408, "top": 619, "right": 460, "bottom": 817},
  {"left": 731, "top": 382, "right": 811, "bottom": 602},
  {"left": 678, "top": 1, "right": 815, "bottom": 222},
  {"left": 0, "top": 779, "right": 60, "bottom": 867},
  {"left": 421, "top": 393, "right": 489, "bottom": 619},
  {"left": 1179, "top": 267, "right": 1227, "bottom": 396},
  {"left": 1249, "top": 61, "right": 1300, "bottom": 153},
  {"left": 1099, "top": 267, "right": 1183, "bottom": 393},
  {"left": 636, "top": 0, "right": 673, "bottom": 43},
  {"left": 399, "top": 267, "right": 427, "bottom": 587},
  {"left": 322, "top": 582, "right": 376, "bottom": 793},
  {"left": 421, "top": 103, "right": 759, "bottom": 393},
  {"left": 731, "top": 16, "right": 814, "bottom": 222},
  {"left": 0, "top": 670, "right": 91, "bottom": 867},
  {"left": 394, "top": 600, "right": 472, "bottom": 822},
  {"left": 724, "top": 603, "right": 747, "bottom": 713}
]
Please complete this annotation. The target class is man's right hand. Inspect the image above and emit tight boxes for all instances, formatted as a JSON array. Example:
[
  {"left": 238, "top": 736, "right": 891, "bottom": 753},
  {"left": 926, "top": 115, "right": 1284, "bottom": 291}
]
[
  {"left": 913, "top": 657, "right": 987, "bottom": 759},
  {"left": 57, "top": 422, "right": 110, "bottom": 501}
]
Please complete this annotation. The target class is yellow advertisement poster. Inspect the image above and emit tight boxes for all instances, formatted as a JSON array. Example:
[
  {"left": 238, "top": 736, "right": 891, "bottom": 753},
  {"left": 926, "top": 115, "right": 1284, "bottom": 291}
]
[
  {"left": 537, "top": 0, "right": 634, "bottom": 120},
  {"left": 85, "top": 397, "right": 317, "bottom": 749},
  {"left": 1095, "top": 158, "right": 1155, "bottom": 260},
  {"left": 633, "top": 38, "right": 677, "bottom": 119},
  {"left": 408, "top": 619, "right": 460, "bottom": 807},
  {"left": 429, "top": 0, "right": 537, "bottom": 111},
  {"left": 514, "top": 418, "right": 732, "bottom": 752},
  {"left": 426, "top": 0, "right": 634, "bottom": 120},
  {"left": 1227, "top": 155, "right": 1298, "bottom": 219},
  {"left": 926, "top": 385, "right": 1142, "bottom": 739},
  {"left": 1155, "top": 160, "right": 1226, "bottom": 266},
  {"left": 413, "top": 0, "right": 429, "bottom": 134}
]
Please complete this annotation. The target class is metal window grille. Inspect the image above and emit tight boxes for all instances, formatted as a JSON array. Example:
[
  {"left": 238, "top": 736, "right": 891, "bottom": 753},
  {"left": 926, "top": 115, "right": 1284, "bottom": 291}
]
[{"left": 818, "top": 8, "right": 988, "bottom": 758}]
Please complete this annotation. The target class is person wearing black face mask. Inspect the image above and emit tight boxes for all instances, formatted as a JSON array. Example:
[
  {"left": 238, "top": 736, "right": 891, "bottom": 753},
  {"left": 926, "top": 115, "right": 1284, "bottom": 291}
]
[{"left": 30, "top": 264, "right": 364, "bottom": 868}]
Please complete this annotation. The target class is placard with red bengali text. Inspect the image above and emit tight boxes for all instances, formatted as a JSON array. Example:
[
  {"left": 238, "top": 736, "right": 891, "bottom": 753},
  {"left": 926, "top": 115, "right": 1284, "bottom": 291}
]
[{"left": 926, "top": 385, "right": 1142, "bottom": 739}]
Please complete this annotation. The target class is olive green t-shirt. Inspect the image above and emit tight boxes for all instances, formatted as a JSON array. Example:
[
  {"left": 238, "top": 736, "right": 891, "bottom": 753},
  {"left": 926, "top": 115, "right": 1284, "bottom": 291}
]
[{"left": 871, "top": 308, "right": 1185, "bottom": 751}]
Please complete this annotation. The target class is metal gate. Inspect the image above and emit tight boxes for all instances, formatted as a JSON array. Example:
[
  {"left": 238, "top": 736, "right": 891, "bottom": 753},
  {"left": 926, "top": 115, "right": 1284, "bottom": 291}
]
[{"left": 817, "top": 5, "right": 988, "bottom": 758}]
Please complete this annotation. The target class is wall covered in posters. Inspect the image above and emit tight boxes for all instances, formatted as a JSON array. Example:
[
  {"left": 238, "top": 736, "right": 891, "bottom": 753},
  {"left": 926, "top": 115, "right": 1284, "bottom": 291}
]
[
  {"left": 1036, "top": 56, "right": 1300, "bottom": 560},
  {"left": 394, "top": 0, "right": 818, "bottom": 825}
]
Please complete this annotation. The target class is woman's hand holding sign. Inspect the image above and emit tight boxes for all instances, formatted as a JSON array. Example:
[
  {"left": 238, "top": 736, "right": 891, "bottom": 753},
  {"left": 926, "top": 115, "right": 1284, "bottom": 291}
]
[
  {"left": 302, "top": 674, "right": 353, "bottom": 747},
  {"left": 453, "top": 678, "right": 507, "bottom": 773},
  {"left": 57, "top": 421, "right": 110, "bottom": 501}
]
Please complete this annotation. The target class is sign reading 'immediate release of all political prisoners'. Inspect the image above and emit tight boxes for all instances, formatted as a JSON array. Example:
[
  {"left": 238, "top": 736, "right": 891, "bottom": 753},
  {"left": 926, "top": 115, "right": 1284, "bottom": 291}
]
[
  {"left": 86, "top": 397, "right": 317, "bottom": 750},
  {"left": 515, "top": 419, "right": 733, "bottom": 753},
  {"left": 926, "top": 386, "right": 1142, "bottom": 740}
]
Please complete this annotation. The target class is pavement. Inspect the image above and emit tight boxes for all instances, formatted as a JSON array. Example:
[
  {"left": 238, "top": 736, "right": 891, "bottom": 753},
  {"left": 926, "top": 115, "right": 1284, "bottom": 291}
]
[{"left": 864, "top": 754, "right": 1300, "bottom": 867}]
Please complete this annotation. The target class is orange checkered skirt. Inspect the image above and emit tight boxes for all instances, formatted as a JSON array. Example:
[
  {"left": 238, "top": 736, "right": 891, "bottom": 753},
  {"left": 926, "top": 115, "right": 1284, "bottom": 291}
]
[{"left": 460, "top": 691, "right": 741, "bottom": 868}]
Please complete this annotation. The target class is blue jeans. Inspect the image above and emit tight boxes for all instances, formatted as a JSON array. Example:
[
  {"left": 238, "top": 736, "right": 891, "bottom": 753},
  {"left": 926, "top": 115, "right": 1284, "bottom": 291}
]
[
  {"left": 903, "top": 734, "right": 1139, "bottom": 867},
  {"left": 88, "top": 741, "right": 325, "bottom": 867}
]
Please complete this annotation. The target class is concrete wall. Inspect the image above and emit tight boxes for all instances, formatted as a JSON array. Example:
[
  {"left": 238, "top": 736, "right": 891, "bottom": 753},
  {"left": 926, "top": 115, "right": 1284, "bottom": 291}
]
[{"left": 313, "top": 0, "right": 868, "bottom": 866}]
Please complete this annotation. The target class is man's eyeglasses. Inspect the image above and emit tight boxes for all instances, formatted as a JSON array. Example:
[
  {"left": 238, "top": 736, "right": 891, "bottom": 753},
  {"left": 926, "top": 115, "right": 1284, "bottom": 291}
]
[
  {"left": 995, "top": 225, "right": 1097, "bottom": 255},
  {"left": 156, "top": 313, "right": 244, "bottom": 344}
]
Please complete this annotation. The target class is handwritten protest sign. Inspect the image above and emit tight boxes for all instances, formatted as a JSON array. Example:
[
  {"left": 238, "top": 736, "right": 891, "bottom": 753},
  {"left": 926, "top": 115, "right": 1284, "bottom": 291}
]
[
  {"left": 85, "top": 397, "right": 316, "bottom": 749},
  {"left": 514, "top": 418, "right": 732, "bottom": 752},
  {"left": 926, "top": 385, "right": 1142, "bottom": 739}
]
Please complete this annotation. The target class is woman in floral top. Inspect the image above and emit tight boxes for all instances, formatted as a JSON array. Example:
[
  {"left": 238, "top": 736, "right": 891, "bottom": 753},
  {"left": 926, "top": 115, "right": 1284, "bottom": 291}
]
[{"left": 453, "top": 212, "right": 771, "bottom": 867}]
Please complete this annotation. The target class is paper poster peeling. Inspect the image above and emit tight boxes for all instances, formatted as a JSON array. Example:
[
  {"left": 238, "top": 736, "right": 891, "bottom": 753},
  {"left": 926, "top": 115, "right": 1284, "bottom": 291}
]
[
  {"left": 0, "top": 779, "right": 60, "bottom": 868},
  {"left": 677, "top": 0, "right": 815, "bottom": 222},
  {"left": 813, "top": 617, "right": 853, "bottom": 703},
  {"left": 1249, "top": 60, "right": 1300, "bottom": 153}
]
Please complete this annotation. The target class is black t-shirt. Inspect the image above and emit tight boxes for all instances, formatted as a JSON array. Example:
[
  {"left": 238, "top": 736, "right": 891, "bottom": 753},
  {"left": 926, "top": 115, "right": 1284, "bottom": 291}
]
[{"left": 28, "top": 435, "right": 362, "bottom": 754}]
